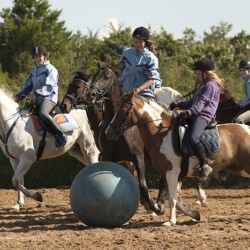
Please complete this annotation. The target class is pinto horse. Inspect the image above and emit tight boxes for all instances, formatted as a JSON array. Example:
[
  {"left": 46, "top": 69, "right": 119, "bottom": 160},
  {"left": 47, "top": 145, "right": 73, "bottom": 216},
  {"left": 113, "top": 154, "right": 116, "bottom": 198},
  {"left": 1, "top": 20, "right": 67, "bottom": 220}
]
[
  {"left": 0, "top": 88, "right": 99, "bottom": 210},
  {"left": 61, "top": 66, "right": 190, "bottom": 214},
  {"left": 106, "top": 90, "right": 250, "bottom": 226}
]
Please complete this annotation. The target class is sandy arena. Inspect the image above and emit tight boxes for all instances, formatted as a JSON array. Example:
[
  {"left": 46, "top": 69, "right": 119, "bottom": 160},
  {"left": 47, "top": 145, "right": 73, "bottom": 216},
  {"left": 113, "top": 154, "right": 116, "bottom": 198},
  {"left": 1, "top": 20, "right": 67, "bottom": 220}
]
[{"left": 0, "top": 186, "right": 249, "bottom": 249}]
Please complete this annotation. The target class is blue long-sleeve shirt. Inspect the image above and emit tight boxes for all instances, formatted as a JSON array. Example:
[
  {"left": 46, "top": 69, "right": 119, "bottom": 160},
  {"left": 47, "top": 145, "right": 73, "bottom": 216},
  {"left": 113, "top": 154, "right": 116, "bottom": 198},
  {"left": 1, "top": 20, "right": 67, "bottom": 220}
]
[
  {"left": 118, "top": 47, "right": 162, "bottom": 98},
  {"left": 16, "top": 61, "right": 59, "bottom": 104},
  {"left": 238, "top": 73, "right": 250, "bottom": 107},
  {"left": 175, "top": 80, "right": 221, "bottom": 122}
]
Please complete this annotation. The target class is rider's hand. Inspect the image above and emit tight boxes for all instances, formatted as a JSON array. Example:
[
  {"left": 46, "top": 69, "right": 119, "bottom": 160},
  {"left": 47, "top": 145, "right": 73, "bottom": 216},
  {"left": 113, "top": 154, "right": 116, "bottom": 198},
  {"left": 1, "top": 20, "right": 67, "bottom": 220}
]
[
  {"left": 178, "top": 111, "right": 189, "bottom": 125},
  {"left": 15, "top": 96, "right": 21, "bottom": 103},
  {"left": 169, "top": 102, "right": 178, "bottom": 111},
  {"left": 29, "top": 94, "right": 36, "bottom": 102}
]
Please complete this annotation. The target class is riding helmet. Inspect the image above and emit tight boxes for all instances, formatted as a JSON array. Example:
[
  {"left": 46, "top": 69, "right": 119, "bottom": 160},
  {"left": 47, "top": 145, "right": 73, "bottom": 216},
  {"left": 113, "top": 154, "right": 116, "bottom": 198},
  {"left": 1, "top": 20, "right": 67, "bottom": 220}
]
[
  {"left": 238, "top": 59, "right": 250, "bottom": 69},
  {"left": 115, "top": 45, "right": 128, "bottom": 56},
  {"left": 32, "top": 45, "right": 47, "bottom": 56},
  {"left": 132, "top": 26, "right": 150, "bottom": 40},
  {"left": 193, "top": 58, "right": 215, "bottom": 71}
]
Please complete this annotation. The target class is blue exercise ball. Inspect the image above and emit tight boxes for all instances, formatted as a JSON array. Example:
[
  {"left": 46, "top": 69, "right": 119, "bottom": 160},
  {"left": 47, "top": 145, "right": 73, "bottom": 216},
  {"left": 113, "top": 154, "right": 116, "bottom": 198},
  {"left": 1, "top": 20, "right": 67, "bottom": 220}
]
[{"left": 70, "top": 161, "right": 140, "bottom": 228}]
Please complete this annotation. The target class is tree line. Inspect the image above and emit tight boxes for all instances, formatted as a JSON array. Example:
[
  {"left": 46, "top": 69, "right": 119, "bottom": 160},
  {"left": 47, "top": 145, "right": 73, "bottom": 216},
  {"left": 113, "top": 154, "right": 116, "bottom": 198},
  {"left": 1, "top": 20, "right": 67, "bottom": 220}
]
[{"left": 0, "top": 0, "right": 249, "bottom": 101}]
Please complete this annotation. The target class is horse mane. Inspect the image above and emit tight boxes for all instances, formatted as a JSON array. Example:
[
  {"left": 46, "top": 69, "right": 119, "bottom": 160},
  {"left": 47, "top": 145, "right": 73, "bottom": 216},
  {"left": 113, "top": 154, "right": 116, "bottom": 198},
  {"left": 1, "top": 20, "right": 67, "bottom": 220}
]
[
  {"left": 220, "top": 88, "right": 236, "bottom": 103},
  {"left": 0, "top": 85, "right": 14, "bottom": 100},
  {"left": 73, "top": 71, "right": 92, "bottom": 81}
]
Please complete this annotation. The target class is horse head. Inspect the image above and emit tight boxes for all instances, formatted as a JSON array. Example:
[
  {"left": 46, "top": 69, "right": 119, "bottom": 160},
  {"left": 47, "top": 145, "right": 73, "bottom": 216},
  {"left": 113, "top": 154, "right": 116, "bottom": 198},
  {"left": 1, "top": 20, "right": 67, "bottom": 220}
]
[
  {"left": 216, "top": 88, "right": 242, "bottom": 123},
  {"left": 60, "top": 71, "right": 92, "bottom": 113},
  {"left": 86, "top": 64, "right": 123, "bottom": 104}
]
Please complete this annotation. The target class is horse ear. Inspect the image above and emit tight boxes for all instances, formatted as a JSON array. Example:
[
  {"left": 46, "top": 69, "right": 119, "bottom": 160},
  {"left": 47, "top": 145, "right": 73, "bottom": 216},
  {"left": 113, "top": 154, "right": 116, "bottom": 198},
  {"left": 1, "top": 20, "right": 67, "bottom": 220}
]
[
  {"left": 114, "top": 66, "right": 123, "bottom": 77},
  {"left": 98, "top": 61, "right": 102, "bottom": 69}
]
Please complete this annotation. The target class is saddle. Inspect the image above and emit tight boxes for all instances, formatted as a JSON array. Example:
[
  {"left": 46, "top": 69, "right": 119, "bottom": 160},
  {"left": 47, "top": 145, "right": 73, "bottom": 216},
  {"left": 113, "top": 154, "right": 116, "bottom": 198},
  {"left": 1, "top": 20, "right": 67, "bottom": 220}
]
[
  {"left": 24, "top": 100, "right": 80, "bottom": 136},
  {"left": 31, "top": 114, "right": 80, "bottom": 137},
  {"left": 172, "top": 116, "right": 220, "bottom": 157}
]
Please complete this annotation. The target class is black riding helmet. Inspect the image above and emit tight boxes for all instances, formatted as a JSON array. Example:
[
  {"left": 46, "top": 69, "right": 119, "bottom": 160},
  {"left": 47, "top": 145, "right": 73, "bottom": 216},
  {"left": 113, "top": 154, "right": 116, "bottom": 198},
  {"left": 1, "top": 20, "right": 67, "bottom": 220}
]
[
  {"left": 32, "top": 45, "right": 47, "bottom": 56},
  {"left": 193, "top": 58, "right": 215, "bottom": 71},
  {"left": 132, "top": 26, "right": 150, "bottom": 40},
  {"left": 238, "top": 59, "right": 250, "bottom": 69},
  {"left": 115, "top": 45, "right": 128, "bottom": 56}
]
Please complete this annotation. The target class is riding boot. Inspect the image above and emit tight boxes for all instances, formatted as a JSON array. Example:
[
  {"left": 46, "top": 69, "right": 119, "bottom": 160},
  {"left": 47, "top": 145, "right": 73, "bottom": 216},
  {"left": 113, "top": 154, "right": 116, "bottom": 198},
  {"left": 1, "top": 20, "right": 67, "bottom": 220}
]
[
  {"left": 192, "top": 142, "right": 213, "bottom": 184},
  {"left": 43, "top": 116, "right": 67, "bottom": 147}
]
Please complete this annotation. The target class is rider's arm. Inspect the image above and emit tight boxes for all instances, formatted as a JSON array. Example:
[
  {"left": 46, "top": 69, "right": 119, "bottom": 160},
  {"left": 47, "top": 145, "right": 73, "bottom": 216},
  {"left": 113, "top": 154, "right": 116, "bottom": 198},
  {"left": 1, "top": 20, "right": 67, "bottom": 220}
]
[{"left": 36, "top": 66, "right": 59, "bottom": 97}]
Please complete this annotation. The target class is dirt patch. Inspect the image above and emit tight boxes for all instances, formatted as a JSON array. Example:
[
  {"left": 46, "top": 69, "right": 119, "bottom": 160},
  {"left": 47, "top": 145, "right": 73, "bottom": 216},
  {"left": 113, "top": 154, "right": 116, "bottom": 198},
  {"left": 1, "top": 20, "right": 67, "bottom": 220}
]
[{"left": 0, "top": 187, "right": 249, "bottom": 249}]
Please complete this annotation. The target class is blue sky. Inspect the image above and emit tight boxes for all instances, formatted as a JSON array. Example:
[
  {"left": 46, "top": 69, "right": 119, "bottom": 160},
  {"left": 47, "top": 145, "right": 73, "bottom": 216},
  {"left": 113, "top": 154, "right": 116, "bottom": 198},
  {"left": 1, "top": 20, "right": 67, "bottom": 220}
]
[{"left": 0, "top": 0, "right": 249, "bottom": 39}]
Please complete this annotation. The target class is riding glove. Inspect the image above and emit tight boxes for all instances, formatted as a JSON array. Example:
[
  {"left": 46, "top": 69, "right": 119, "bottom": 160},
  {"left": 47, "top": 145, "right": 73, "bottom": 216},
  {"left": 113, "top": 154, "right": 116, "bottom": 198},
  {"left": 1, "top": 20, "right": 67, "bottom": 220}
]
[{"left": 169, "top": 102, "right": 177, "bottom": 111}]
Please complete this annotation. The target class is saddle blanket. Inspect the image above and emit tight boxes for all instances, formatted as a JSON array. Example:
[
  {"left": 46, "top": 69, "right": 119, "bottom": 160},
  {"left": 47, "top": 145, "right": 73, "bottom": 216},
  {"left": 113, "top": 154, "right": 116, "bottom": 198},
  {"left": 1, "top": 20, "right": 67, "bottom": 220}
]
[
  {"left": 31, "top": 113, "right": 80, "bottom": 137},
  {"left": 179, "top": 126, "right": 220, "bottom": 156}
]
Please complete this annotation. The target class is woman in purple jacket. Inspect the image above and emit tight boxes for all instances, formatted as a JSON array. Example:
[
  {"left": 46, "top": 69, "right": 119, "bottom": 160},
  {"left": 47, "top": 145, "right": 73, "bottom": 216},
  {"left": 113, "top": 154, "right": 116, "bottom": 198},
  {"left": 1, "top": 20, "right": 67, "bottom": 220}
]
[{"left": 170, "top": 58, "right": 224, "bottom": 184}]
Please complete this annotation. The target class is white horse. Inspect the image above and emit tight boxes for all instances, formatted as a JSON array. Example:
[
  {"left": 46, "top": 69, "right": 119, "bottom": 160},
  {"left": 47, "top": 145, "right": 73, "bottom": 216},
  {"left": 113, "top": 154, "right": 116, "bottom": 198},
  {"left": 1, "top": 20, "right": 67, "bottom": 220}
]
[
  {"left": 0, "top": 88, "right": 99, "bottom": 211},
  {"left": 156, "top": 87, "right": 183, "bottom": 104}
]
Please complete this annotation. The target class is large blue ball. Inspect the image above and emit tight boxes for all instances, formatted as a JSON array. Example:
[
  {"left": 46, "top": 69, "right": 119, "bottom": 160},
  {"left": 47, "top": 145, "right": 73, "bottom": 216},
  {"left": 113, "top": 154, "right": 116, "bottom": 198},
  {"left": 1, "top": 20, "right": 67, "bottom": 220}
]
[{"left": 70, "top": 161, "right": 140, "bottom": 228}]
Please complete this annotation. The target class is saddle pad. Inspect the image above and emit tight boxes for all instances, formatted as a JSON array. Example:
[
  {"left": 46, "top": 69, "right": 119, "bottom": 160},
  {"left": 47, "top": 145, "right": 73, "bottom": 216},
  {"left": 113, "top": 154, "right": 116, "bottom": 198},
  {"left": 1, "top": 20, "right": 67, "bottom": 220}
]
[
  {"left": 200, "top": 127, "right": 220, "bottom": 155},
  {"left": 181, "top": 126, "right": 220, "bottom": 156},
  {"left": 31, "top": 114, "right": 80, "bottom": 137}
]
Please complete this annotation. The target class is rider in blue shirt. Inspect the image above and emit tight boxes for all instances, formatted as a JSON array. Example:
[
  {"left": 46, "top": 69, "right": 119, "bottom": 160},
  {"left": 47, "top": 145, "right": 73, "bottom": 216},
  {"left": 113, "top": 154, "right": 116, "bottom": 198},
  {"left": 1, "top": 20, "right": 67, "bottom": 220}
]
[
  {"left": 118, "top": 27, "right": 162, "bottom": 98},
  {"left": 235, "top": 59, "right": 250, "bottom": 124},
  {"left": 16, "top": 45, "right": 67, "bottom": 147}
]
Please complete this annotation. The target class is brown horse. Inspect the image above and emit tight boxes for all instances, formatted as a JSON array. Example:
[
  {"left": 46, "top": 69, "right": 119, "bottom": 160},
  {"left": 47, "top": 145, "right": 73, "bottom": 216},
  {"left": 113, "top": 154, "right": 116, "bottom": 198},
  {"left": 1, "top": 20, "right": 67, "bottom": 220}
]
[
  {"left": 61, "top": 66, "right": 189, "bottom": 215},
  {"left": 216, "top": 89, "right": 244, "bottom": 123},
  {"left": 106, "top": 89, "right": 250, "bottom": 226}
]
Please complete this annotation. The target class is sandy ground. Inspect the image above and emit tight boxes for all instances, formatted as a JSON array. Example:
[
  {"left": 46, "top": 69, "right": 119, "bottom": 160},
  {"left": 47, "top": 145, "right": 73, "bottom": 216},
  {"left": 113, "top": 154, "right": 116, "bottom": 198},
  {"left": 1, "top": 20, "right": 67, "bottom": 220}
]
[{"left": 0, "top": 186, "right": 249, "bottom": 249}]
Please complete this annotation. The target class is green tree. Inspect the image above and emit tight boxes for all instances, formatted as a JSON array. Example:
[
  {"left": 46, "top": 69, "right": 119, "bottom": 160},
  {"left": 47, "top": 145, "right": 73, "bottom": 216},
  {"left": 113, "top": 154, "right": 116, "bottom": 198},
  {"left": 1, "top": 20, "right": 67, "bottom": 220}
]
[{"left": 0, "top": 0, "right": 72, "bottom": 76}]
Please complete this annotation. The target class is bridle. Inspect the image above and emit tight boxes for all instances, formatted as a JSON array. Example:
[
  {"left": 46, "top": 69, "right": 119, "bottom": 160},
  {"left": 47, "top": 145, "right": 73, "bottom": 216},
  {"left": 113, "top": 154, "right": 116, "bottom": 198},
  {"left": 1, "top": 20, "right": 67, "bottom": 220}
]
[
  {"left": 109, "top": 98, "right": 172, "bottom": 136},
  {"left": 108, "top": 100, "right": 134, "bottom": 135},
  {"left": 64, "top": 78, "right": 89, "bottom": 108},
  {"left": 90, "top": 67, "right": 115, "bottom": 101}
]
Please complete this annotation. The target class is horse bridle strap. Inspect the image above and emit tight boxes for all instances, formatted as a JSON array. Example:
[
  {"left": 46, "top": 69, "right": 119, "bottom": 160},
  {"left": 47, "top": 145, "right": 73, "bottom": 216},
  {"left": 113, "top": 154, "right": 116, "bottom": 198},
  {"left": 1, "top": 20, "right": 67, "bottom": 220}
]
[
  {"left": 64, "top": 78, "right": 89, "bottom": 106},
  {"left": 110, "top": 100, "right": 172, "bottom": 134},
  {"left": 91, "top": 67, "right": 114, "bottom": 99}
]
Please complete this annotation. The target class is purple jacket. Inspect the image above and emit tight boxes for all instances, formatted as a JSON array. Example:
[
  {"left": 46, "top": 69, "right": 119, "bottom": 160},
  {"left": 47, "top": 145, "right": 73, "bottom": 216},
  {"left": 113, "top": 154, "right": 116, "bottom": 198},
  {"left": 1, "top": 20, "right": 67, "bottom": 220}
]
[{"left": 175, "top": 80, "right": 221, "bottom": 122}]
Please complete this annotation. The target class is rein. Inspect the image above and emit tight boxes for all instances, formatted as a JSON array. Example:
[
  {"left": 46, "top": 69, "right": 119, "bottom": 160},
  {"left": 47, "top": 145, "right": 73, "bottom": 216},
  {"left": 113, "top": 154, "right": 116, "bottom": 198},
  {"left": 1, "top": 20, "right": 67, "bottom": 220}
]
[
  {"left": 64, "top": 78, "right": 89, "bottom": 107},
  {"left": 110, "top": 100, "right": 172, "bottom": 134},
  {"left": 0, "top": 112, "right": 21, "bottom": 159}
]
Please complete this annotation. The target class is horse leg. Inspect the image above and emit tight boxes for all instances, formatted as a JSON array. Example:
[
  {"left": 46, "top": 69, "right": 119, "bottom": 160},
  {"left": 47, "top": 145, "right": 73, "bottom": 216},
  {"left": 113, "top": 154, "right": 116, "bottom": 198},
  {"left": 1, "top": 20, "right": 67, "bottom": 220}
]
[
  {"left": 193, "top": 181, "right": 207, "bottom": 206},
  {"left": 76, "top": 134, "right": 100, "bottom": 165},
  {"left": 124, "top": 161, "right": 138, "bottom": 180},
  {"left": 12, "top": 157, "right": 43, "bottom": 202},
  {"left": 10, "top": 158, "right": 24, "bottom": 211},
  {"left": 136, "top": 159, "right": 164, "bottom": 215},
  {"left": 163, "top": 170, "right": 200, "bottom": 226}
]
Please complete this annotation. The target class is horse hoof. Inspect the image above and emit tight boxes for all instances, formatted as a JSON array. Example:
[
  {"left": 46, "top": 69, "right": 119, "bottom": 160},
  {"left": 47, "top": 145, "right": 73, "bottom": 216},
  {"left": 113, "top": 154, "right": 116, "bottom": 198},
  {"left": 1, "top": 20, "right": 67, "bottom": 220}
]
[
  {"left": 193, "top": 210, "right": 201, "bottom": 221},
  {"left": 35, "top": 192, "right": 43, "bottom": 202},
  {"left": 150, "top": 212, "right": 158, "bottom": 217},
  {"left": 162, "top": 221, "right": 175, "bottom": 227},
  {"left": 11, "top": 204, "right": 20, "bottom": 211},
  {"left": 193, "top": 199, "right": 201, "bottom": 206}
]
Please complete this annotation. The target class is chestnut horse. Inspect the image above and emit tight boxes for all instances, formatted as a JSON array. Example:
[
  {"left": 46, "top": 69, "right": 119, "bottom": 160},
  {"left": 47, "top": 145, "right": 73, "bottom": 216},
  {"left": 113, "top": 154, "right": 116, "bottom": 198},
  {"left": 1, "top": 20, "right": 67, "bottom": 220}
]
[{"left": 106, "top": 90, "right": 250, "bottom": 226}]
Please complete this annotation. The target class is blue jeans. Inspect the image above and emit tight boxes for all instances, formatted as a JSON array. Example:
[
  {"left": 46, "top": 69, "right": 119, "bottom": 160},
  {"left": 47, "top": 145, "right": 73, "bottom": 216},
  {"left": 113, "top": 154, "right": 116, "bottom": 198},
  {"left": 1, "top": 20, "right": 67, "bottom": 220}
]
[{"left": 190, "top": 116, "right": 209, "bottom": 145}]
